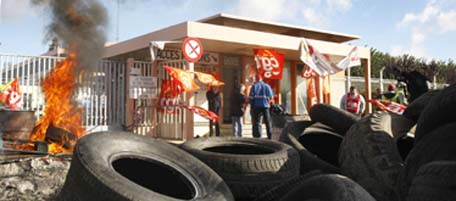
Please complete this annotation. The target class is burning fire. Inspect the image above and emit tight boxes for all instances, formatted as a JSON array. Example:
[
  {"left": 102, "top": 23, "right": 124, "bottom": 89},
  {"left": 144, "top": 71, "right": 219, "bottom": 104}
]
[{"left": 30, "top": 54, "right": 85, "bottom": 154}]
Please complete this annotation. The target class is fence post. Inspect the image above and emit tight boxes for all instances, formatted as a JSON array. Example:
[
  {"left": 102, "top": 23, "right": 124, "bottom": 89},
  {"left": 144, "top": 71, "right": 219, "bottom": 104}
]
[{"left": 125, "top": 58, "right": 135, "bottom": 129}]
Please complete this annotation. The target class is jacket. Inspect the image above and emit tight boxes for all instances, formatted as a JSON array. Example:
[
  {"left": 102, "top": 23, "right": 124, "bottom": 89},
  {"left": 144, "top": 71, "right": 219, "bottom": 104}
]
[{"left": 249, "top": 81, "right": 273, "bottom": 109}]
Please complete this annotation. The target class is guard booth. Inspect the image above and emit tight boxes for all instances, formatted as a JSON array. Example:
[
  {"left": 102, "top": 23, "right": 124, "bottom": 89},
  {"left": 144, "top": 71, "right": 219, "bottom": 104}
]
[{"left": 102, "top": 13, "right": 372, "bottom": 140}]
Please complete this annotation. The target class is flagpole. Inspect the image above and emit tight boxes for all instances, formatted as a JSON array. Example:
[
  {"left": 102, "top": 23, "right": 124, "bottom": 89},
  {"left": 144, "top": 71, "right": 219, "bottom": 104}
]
[{"left": 346, "top": 67, "right": 351, "bottom": 93}]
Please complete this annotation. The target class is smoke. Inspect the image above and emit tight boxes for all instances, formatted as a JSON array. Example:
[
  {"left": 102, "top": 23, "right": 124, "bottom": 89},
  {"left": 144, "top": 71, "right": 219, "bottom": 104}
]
[{"left": 32, "top": 0, "right": 107, "bottom": 73}]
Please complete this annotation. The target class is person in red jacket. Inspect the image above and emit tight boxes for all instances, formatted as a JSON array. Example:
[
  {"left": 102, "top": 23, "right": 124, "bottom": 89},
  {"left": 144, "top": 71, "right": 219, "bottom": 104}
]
[{"left": 340, "top": 86, "right": 365, "bottom": 115}]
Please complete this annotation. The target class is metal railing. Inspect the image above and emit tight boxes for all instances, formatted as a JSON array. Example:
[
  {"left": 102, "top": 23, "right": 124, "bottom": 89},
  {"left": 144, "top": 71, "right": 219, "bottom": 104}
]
[{"left": 0, "top": 54, "right": 126, "bottom": 132}]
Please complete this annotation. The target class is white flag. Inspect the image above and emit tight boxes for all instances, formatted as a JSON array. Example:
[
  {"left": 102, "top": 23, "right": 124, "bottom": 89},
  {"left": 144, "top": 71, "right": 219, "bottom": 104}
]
[
  {"left": 299, "top": 39, "right": 317, "bottom": 70},
  {"left": 299, "top": 38, "right": 361, "bottom": 77},
  {"left": 337, "top": 46, "right": 361, "bottom": 69}
]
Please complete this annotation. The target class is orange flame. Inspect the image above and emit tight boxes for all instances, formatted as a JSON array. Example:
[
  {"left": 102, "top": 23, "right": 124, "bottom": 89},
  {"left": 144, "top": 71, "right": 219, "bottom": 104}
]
[{"left": 30, "top": 54, "right": 85, "bottom": 154}]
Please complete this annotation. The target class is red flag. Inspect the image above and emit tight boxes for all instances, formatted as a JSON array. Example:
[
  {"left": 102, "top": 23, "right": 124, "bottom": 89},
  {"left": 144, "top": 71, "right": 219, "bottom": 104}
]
[
  {"left": 181, "top": 104, "right": 219, "bottom": 121},
  {"left": 164, "top": 66, "right": 199, "bottom": 92},
  {"left": 158, "top": 80, "right": 181, "bottom": 114},
  {"left": 369, "top": 99, "right": 406, "bottom": 115},
  {"left": 254, "top": 49, "right": 284, "bottom": 80},
  {"left": 0, "top": 79, "right": 22, "bottom": 110}
]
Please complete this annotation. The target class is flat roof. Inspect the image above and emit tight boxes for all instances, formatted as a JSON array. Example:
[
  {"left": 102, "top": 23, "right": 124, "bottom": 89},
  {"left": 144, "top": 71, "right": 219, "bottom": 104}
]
[{"left": 198, "top": 13, "right": 360, "bottom": 43}]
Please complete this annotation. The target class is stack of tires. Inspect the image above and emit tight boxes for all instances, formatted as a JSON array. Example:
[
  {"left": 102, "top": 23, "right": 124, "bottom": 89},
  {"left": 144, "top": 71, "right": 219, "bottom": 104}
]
[{"left": 55, "top": 84, "right": 456, "bottom": 201}]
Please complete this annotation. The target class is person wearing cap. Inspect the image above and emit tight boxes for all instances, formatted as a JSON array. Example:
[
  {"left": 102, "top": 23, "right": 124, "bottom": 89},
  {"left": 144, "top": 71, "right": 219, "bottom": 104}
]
[
  {"left": 381, "top": 83, "right": 406, "bottom": 104},
  {"left": 206, "top": 84, "right": 221, "bottom": 137},
  {"left": 249, "top": 74, "right": 274, "bottom": 139},
  {"left": 340, "top": 86, "right": 365, "bottom": 115}
]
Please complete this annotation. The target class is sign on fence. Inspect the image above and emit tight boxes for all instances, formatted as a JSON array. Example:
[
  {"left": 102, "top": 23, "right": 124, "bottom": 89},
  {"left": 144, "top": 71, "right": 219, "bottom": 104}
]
[{"left": 129, "top": 76, "right": 157, "bottom": 99}]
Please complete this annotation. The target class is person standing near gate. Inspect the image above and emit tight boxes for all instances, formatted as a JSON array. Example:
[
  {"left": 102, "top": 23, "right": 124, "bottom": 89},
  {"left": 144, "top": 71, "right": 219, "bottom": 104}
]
[
  {"left": 230, "top": 84, "right": 246, "bottom": 137},
  {"left": 207, "top": 84, "right": 221, "bottom": 137},
  {"left": 249, "top": 74, "right": 274, "bottom": 139},
  {"left": 340, "top": 86, "right": 365, "bottom": 115}
]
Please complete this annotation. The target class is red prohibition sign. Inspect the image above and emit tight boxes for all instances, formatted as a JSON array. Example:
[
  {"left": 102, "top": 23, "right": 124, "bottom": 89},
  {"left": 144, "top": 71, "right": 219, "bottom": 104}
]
[{"left": 182, "top": 37, "right": 204, "bottom": 62}]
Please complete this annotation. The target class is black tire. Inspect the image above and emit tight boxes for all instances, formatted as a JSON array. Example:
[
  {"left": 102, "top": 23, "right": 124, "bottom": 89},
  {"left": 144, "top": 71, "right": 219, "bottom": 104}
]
[
  {"left": 398, "top": 123, "right": 456, "bottom": 201},
  {"left": 403, "top": 90, "right": 441, "bottom": 122},
  {"left": 415, "top": 84, "right": 456, "bottom": 144},
  {"left": 278, "top": 120, "right": 313, "bottom": 144},
  {"left": 339, "top": 112, "right": 415, "bottom": 201},
  {"left": 55, "top": 131, "right": 234, "bottom": 201},
  {"left": 397, "top": 133, "right": 415, "bottom": 161},
  {"left": 180, "top": 137, "right": 300, "bottom": 201},
  {"left": 299, "top": 123, "right": 343, "bottom": 167},
  {"left": 406, "top": 161, "right": 456, "bottom": 201},
  {"left": 309, "top": 103, "right": 360, "bottom": 135},
  {"left": 280, "top": 122, "right": 341, "bottom": 174},
  {"left": 253, "top": 170, "right": 323, "bottom": 201},
  {"left": 279, "top": 174, "right": 376, "bottom": 201}
]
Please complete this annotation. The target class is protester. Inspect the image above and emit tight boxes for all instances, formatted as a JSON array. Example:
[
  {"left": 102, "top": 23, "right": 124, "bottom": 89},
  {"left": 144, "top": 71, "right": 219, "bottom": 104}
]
[
  {"left": 249, "top": 74, "right": 274, "bottom": 139},
  {"left": 381, "top": 84, "right": 406, "bottom": 105},
  {"left": 206, "top": 84, "right": 221, "bottom": 137},
  {"left": 230, "top": 84, "right": 246, "bottom": 137},
  {"left": 340, "top": 86, "right": 365, "bottom": 115}
]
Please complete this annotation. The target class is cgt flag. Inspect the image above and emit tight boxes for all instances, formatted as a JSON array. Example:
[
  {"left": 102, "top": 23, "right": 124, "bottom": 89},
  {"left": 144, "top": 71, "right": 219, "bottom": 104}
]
[
  {"left": 158, "top": 79, "right": 182, "bottom": 114},
  {"left": 254, "top": 49, "right": 284, "bottom": 80},
  {"left": 164, "top": 66, "right": 200, "bottom": 92},
  {"left": 0, "top": 79, "right": 22, "bottom": 110}
]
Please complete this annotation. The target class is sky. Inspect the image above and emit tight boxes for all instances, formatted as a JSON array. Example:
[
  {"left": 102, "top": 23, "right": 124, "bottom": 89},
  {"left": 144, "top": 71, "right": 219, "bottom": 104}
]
[{"left": 0, "top": 0, "right": 455, "bottom": 62}]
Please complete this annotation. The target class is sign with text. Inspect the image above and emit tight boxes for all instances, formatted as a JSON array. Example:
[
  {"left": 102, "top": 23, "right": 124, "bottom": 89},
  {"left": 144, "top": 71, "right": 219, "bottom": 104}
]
[
  {"left": 156, "top": 48, "right": 219, "bottom": 65},
  {"left": 254, "top": 49, "right": 284, "bottom": 80},
  {"left": 129, "top": 76, "right": 157, "bottom": 99}
]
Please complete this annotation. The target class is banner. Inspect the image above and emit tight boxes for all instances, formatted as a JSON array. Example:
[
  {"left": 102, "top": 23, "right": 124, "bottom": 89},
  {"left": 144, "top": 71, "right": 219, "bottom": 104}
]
[
  {"left": 181, "top": 105, "right": 219, "bottom": 121},
  {"left": 300, "top": 38, "right": 361, "bottom": 76},
  {"left": 164, "top": 66, "right": 199, "bottom": 92},
  {"left": 306, "top": 76, "right": 318, "bottom": 108},
  {"left": 254, "top": 49, "right": 284, "bottom": 79},
  {"left": 158, "top": 80, "right": 182, "bottom": 114},
  {"left": 369, "top": 99, "right": 406, "bottom": 115},
  {"left": 0, "top": 79, "right": 22, "bottom": 110}
]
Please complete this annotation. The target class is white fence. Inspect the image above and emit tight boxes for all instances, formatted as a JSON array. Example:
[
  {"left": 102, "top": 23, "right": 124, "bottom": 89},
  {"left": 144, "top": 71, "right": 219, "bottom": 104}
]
[{"left": 0, "top": 54, "right": 126, "bottom": 132}]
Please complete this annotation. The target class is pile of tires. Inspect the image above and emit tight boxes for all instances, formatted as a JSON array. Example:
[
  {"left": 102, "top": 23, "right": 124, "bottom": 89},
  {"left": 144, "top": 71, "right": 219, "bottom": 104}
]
[
  {"left": 54, "top": 131, "right": 234, "bottom": 201},
  {"left": 55, "top": 84, "right": 456, "bottom": 201},
  {"left": 279, "top": 103, "right": 416, "bottom": 201}
]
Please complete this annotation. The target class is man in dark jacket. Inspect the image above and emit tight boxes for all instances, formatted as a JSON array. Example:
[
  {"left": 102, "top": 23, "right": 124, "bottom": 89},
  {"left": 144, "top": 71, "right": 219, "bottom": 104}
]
[
  {"left": 249, "top": 74, "right": 274, "bottom": 139},
  {"left": 206, "top": 85, "right": 221, "bottom": 136},
  {"left": 230, "top": 84, "right": 246, "bottom": 137}
]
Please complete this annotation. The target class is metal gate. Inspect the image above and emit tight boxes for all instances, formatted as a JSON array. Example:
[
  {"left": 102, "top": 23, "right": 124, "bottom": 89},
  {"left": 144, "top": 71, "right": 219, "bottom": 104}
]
[
  {"left": 157, "top": 60, "right": 188, "bottom": 140},
  {"left": 0, "top": 54, "right": 126, "bottom": 132},
  {"left": 129, "top": 61, "right": 155, "bottom": 136}
]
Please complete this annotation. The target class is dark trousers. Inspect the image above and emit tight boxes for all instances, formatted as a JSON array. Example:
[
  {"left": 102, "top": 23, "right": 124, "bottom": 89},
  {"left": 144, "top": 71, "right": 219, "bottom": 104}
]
[
  {"left": 251, "top": 107, "right": 272, "bottom": 139},
  {"left": 209, "top": 120, "right": 220, "bottom": 137}
]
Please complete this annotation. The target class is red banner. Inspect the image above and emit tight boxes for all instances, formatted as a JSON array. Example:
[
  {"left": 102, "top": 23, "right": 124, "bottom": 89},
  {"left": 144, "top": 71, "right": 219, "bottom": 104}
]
[
  {"left": 164, "top": 66, "right": 199, "bottom": 92},
  {"left": 181, "top": 105, "right": 219, "bottom": 121},
  {"left": 369, "top": 99, "right": 406, "bottom": 115},
  {"left": 0, "top": 79, "right": 22, "bottom": 110},
  {"left": 254, "top": 49, "right": 284, "bottom": 80},
  {"left": 158, "top": 80, "right": 181, "bottom": 114}
]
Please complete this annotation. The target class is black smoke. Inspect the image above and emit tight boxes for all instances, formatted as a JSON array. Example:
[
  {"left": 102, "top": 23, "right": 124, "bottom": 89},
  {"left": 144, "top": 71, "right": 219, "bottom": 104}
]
[{"left": 32, "top": 0, "right": 107, "bottom": 73}]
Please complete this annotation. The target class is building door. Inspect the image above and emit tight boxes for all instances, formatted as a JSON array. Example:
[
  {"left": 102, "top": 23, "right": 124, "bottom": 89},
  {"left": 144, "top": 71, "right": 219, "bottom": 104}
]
[{"left": 222, "top": 67, "right": 242, "bottom": 124}]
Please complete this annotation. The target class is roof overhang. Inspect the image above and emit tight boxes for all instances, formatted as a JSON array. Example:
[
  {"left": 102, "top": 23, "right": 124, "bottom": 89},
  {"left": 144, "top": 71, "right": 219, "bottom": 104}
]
[{"left": 103, "top": 21, "right": 370, "bottom": 61}]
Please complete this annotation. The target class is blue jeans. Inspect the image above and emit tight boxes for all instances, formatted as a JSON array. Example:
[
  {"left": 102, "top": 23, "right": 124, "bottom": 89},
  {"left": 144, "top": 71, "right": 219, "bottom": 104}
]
[
  {"left": 251, "top": 107, "right": 272, "bottom": 139},
  {"left": 232, "top": 116, "right": 242, "bottom": 137}
]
